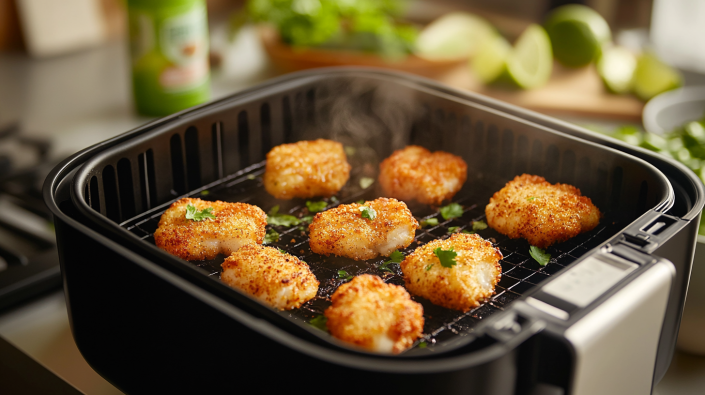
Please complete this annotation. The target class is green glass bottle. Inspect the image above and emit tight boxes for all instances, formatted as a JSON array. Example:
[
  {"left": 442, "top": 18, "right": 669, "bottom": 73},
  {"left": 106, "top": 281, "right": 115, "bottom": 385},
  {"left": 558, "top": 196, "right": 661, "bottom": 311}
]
[{"left": 127, "top": 0, "right": 210, "bottom": 116}]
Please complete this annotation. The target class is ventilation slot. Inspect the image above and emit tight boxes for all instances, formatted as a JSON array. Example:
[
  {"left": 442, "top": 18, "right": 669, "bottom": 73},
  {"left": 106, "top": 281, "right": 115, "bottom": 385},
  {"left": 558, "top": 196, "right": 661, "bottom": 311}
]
[
  {"left": 185, "top": 127, "right": 201, "bottom": 189},
  {"left": 138, "top": 150, "right": 156, "bottom": 210},
  {"left": 84, "top": 184, "right": 90, "bottom": 207},
  {"left": 471, "top": 121, "right": 485, "bottom": 174},
  {"left": 89, "top": 176, "right": 100, "bottom": 212},
  {"left": 170, "top": 134, "right": 187, "bottom": 195},
  {"left": 485, "top": 124, "right": 500, "bottom": 175},
  {"left": 282, "top": 96, "right": 293, "bottom": 143},
  {"left": 261, "top": 103, "right": 272, "bottom": 155},
  {"left": 610, "top": 166, "right": 623, "bottom": 211},
  {"left": 515, "top": 135, "right": 530, "bottom": 174},
  {"left": 500, "top": 129, "right": 514, "bottom": 178},
  {"left": 238, "top": 111, "right": 250, "bottom": 169},
  {"left": 212, "top": 122, "right": 224, "bottom": 180},
  {"left": 103, "top": 165, "right": 120, "bottom": 222},
  {"left": 306, "top": 89, "right": 315, "bottom": 125},
  {"left": 117, "top": 158, "right": 136, "bottom": 220},
  {"left": 637, "top": 180, "right": 648, "bottom": 214},
  {"left": 543, "top": 145, "right": 560, "bottom": 181},
  {"left": 577, "top": 157, "right": 591, "bottom": 198},
  {"left": 560, "top": 150, "right": 576, "bottom": 184},
  {"left": 530, "top": 140, "right": 543, "bottom": 175}
]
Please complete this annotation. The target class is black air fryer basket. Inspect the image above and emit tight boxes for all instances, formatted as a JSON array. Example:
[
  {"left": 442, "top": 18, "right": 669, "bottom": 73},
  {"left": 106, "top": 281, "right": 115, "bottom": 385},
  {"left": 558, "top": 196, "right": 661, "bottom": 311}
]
[{"left": 44, "top": 69, "right": 704, "bottom": 394}]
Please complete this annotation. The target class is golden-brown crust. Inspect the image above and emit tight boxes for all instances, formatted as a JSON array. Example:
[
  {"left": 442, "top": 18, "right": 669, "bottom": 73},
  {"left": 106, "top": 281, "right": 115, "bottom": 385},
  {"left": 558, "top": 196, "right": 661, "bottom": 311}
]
[
  {"left": 325, "top": 274, "right": 424, "bottom": 354},
  {"left": 221, "top": 244, "right": 319, "bottom": 310},
  {"left": 485, "top": 174, "right": 601, "bottom": 249},
  {"left": 154, "top": 198, "right": 267, "bottom": 261},
  {"left": 379, "top": 145, "right": 467, "bottom": 205},
  {"left": 401, "top": 233, "right": 502, "bottom": 312},
  {"left": 308, "top": 198, "right": 419, "bottom": 260},
  {"left": 263, "top": 139, "right": 351, "bottom": 199}
]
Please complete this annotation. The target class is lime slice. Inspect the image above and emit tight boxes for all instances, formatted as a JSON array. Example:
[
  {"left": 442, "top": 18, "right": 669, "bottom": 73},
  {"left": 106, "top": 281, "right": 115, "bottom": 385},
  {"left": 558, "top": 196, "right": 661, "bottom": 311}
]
[
  {"left": 632, "top": 52, "right": 683, "bottom": 101},
  {"left": 415, "top": 12, "right": 496, "bottom": 61},
  {"left": 471, "top": 34, "right": 511, "bottom": 84},
  {"left": 544, "top": 4, "right": 611, "bottom": 68},
  {"left": 597, "top": 46, "right": 636, "bottom": 94},
  {"left": 507, "top": 24, "right": 553, "bottom": 89}
]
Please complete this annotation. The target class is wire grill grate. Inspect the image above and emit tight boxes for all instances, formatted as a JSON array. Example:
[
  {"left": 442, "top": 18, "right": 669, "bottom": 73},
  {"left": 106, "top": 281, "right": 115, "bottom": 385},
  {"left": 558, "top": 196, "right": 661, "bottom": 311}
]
[{"left": 123, "top": 161, "right": 622, "bottom": 351}]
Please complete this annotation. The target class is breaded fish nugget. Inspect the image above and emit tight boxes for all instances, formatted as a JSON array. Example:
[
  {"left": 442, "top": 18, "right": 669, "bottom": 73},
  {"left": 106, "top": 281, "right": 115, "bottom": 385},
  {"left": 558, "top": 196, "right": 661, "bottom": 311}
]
[
  {"left": 154, "top": 198, "right": 266, "bottom": 261},
  {"left": 401, "top": 233, "right": 502, "bottom": 312},
  {"left": 485, "top": 174, "right": 601, "bottom": 248},
  {"left": 379, "top": 145, "right": 467, "bottom": 205},
  {"left": 308, "top": 198, "right": 419, "bottom": 260},
  {"left": 325, "top": 274, "right": 424, "bottom": 354},
  {"left": 264, "top": 139, "right": 351, "bottom": 199},
  {"left": 221, "top": 244, "right": 319, "bottom": 310}
]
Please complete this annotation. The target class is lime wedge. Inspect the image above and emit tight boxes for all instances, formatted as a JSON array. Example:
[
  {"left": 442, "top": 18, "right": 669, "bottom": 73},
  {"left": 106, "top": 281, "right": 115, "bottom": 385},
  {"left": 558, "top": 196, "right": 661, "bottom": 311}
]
[
  {"left": 597, "top": 46, "right": 636, "bottom": 94},
  {"left": 632, "top": 52, "right": 683, "bottom": 101},
  {"left": 471, "top": 34, "right": 511, "bottom": 84},
  {"left": 415, "top": 12, "right": 496, "bottom": 61},
  {"left": 507, "top": 24, "right": 553, "bottom": 89},
  {"left": 544, "top": 4, "right": 611, "bottom": 68}
]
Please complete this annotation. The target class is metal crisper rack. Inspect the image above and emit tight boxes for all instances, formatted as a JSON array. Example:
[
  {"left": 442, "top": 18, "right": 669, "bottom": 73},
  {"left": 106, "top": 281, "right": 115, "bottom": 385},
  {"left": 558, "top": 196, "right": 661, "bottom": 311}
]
[{"left": 121, "top": 153, "right": 626, "bottom": 351}]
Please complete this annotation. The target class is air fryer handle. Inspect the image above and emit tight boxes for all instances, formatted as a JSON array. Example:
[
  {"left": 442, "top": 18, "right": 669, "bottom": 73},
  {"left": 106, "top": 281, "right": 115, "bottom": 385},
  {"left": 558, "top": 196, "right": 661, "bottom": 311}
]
[{"left": 617, "top": 210, "right": 690, "bottom": 256}]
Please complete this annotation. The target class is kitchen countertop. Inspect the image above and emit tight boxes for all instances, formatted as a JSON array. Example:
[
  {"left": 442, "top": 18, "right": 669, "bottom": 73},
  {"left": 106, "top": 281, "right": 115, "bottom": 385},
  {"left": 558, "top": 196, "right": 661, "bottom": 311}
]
[{"left": 1, "top": 24, "right": 704, "bottom": 395}]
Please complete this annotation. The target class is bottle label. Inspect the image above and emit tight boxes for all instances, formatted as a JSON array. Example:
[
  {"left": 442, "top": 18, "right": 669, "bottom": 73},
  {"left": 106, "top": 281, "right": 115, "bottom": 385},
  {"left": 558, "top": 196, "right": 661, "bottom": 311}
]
[{"left": 158, "top": 5, "right": 209, "bottom": 92}]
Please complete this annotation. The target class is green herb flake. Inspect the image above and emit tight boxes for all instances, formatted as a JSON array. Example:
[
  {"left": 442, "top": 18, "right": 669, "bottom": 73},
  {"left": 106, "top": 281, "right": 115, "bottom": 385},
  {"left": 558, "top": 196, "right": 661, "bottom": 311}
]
[
  {"left": 447, "top": 226, "right": 460, "bottom": 234},
  {"left": 300, "top": 215, "right": 313, "bottom": 224},
  {"left": 420, "top": 218, "right": 439, "bottom": 228},
  {"left": 264, "top": 229, "right": 280, "bottom": 244},
  {"left": 200, "top": 190, "right": 210, "bottom": 196},
  {"left": 379, "top": 250, "right": 403, "bottom": 272},
  {"left": 418, "top": 341, "right": 428, "bottom": 349},
  {"left": 277, "top": 248, "right": 286, "bottom": 254},
  {"left": 185, "top": 204, "right": 216, "bottom": 222},
  {"left": 526, "top": 196, "right": 537, "bottom": 201},
  {"left": 360, "top": 177, "right": 375, "bottom": 189},
  {"left": 472, "top": 220, "right": 488, "bottom": 231},
  {"left": 247, "top": 174, "right": 256, "bottom": 180},
  {"left": 267, "top": 205, "right": 301, "bottom": 227},
  {"left": 461, "top": 230, "right": 475, "bottom": 234},
  {"left": 529, "top": 246, "right": 551, "bottom": 266},
  {"left": 425, "top": 264, "right": 433, "bottom": 271},
  {"left": 356, "top": 200, "right": 365, "bottom": 204},
  {"left": 344, "top": 146, "right": 356, "bottom": 156},
  {"left": 306, "top": 200, "right": 327, "bottom": 213},
  {"left": 440, "top": 203, "right": 463, "bottom": 220},
  {"left": 434, "top": 247, "right": 458, "bottom": 268},
  {"left": 337, "top": 270, "right": 353, "bottom": 281},
  {"left": 310, "top": 315, "right": 328, "bottom": 332},
  {"left": 360, "top": 206, "right": 377, "bottom": 220}
]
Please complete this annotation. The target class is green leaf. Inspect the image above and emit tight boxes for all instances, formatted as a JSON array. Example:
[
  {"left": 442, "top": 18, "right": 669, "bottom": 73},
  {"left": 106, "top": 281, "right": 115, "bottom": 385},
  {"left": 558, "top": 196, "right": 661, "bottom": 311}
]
[
  {"left": 309, "top": 315, "right": 328, "bottom": 331},
  {"left": 461, "top": 230, "right": 475, "bottom": 234},
  {"left": 418, "top": 341, "right": 428, "bottom": 348},
  {"left": 344, "top": 146, "right": 356, "bottom": 156},
  {"left": 440, "top": 203, "right": 463, "bottom": 220},
  {"left": 380, "top": 250, "right": 403, "bottom": 272},
  {"left": 185, "top": 204, "right": 216, "bottom": 222},
  {"left": 200, "top": 190, "right": 210, "bottom": 196},
  {"left": 247, "top": 174, "right": 256, "bottom": 180},
  {"left": 360, "top": 177, "right": 375, "bottom": 189},
  {"left": 300, "top": 215, "right": 314, "bottom": 223},
  {"left": 434, "top": 247, "right": 458, "bottom": 268},
  {"left": 472, "top": 220, "right": 488, "bottom": 231},
  {"left": 420, "top": 218, "right": 439, "bottom": 228},
  {"left": 337, "top": 270, "right": 353, "bottom": 281},
  {"left": 277, "top": 248, "right": 286, "bottom": 254},
  {"left": 529, "top": 246, "right": 551, "bottom": 266},
  {"left": 425, "top": 264, "right": 433, "bottom": 271},
  {"left": 526, "top": 196, "right": 537, "bottom": 201},
  {"left": 267, "top": 205, "right": 301, "bottom": 227},
  {"left": 264, "top": 229, "right": 280, "bottom": 244},
  {"left": 360, "top": 206, "right": 377, "bottom": 220},
  {"left": 356, "top": 200, "right": 365, "bottom": 204},
  {"left": 306, "top": 200, "right": 327, "bottom": 213},
  {"left": 448, "top": 226, "right": 460, "bottom": 234}
]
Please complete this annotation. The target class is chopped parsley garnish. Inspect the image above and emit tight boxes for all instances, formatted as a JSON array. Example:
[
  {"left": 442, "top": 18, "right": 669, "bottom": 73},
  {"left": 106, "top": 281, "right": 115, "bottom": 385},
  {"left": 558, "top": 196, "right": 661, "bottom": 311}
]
[
  {"left": 277, "top": 248, "right": 286, "bottom": 254},
  {"left": 440, "top": 203, "right": 463, "bottom": 220},
  {"left": 472, "top": 220, "right": 488, "bottom": 231},
  {"left": 264, "top": 229, "right": 279, "bottom": 244},
  {"left": 418, "top": 341, "right": 428, "bottom": 348},
  {"left": 247, "top": 174, "right": 256, "bottom": 180},
  {"left": 434, "top": 247, "right": 458, "bottom": 268},
  {"left": 425, "top": 264, "right": 433, "bottom": 271},
  {"left": 360, "top": 206, "right": 377, "bottom": 220},
  {"left": 200, "top": 190, "right": 210, "bottom": 196},
  {"left": 420, "top": 218, "right": 439, "bottom": 228},
  {"left": 337, "top": 270, "right": 353, "bottom": 281},
  {"left": 185, "top": 204, "right": 216, "bottom": 222},
  {"left": 379, "top": 250, "right": 404, "bottom": 272},
  {"left": 447, "top": 226, "right": 460, "bottom": 234},
  {"left": 309, "top": 315, "right": 328, "bottom": 331},
  {"left": 306, "top": 200, "right": 327, "bottom": 213},
  {"left": 344, "top": 146, "right": 356, "bottom": 156},
  {"left": 529, "top": 246, "right": 551, "bottom": 266},
  {"left": 527, "top": 196, "right": 538, "bottom": 201},
  {"left": 360, "top": 177, "right": 375, "bottom": 189},
  {"left": 300, "top": 215, "right": 313, "bottom": 224},
  {"left": 356, "top": 200, "right": 365, "bottom": 204},
  {"left": 461, "top": 230, "right": 474, "bottom": 234},
  {"left": 267, "top": 205, "right": 301, "bottom": 227}
]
